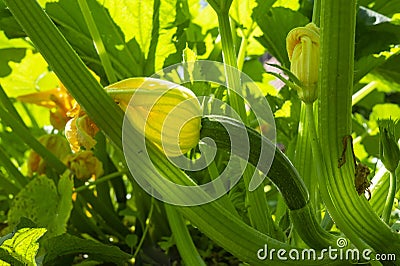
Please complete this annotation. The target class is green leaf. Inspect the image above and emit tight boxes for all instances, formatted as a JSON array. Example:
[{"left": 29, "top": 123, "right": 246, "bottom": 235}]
[
  {"left": 355, "top": 7, "right": 400, "bottom": 59},
  {"left": 0, "top": 7, "right": 26, "bottom": 38},
  {"left": 7, "top": 174, "right": 73, "bottom": 239},
  {"left": 45, "top": 0, "right": 144, "bottom": 79},
  {"left": 253, "top": 6, "right": 308, "bottom": 67},
  {"left": 0, "top": 227, "right": 46, "bottom": 266},
  {"left": 163, "top": 1, "right": 209, "bottom": 67},
  {"left": 359, "top": 0, "right": 400, "bottom": 17},
  {"left": 230, "top": 0, "right": 257, "bottom": 30},
  {"left": 0, "top": 49, "right": 56, "bottom": 97},
  {"left": 369, "top": 52, "right": 400, "bottom": 92},
  {"left": 369, "top": 103, "right": 400, "bottom": 127},
  {"left": 43, "top": 233, "right": 131, "bottom": 266},
  {"left": 0, "top": 33, "right": 27, "bottom": 77}
]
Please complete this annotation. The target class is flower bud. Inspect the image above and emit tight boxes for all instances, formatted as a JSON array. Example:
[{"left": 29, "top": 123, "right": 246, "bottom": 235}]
[
  {"left": 286, "top": 23, "right": 320, "bottom": 103},
  {"left": 106, "top": 78, "right": 202, "bottom": 157},
  {"left": 379, "top": 119, "right": 400, "bottom": 172},
  {"left": 65, "top": 151, "right": 103, "bottom": 180},
  {"left": 27, "top": 134, "right": 71, "bottom": 176}
]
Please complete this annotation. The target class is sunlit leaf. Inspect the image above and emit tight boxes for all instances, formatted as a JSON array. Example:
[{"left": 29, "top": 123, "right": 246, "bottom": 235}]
[
  {"left": 369, "top": 103, "right": 400, "bottom": 129},
  {"left": 273, "top": 0, "right": 300, "bottom": 10},
  {"left": 0, "top": 227, "right": 46, "bottom": 266},
  {"left": 45, "top": 0, "right": 145, "bottom": 79},
  {"left": 253, "top": 5, "right": 308, "bottom": 67},
  {"left": 0, "top": 50, "right": 56, "bottom": 97},
  {"left": 43, "top": 233, "right": 131, "bottom": 265},
  {"left": 7, "top": 174, "right": 73, "bottom": 239},
  {"left": 356, "top": 7, "right": 400, "bottom": 59}
]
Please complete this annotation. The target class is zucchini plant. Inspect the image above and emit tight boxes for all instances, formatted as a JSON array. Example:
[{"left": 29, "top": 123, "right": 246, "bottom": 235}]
[{"left": 0, "top": 0, "right": 399, "bottom": 265}]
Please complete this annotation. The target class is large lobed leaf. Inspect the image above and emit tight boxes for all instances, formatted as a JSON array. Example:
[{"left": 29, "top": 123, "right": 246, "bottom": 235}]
[{"left": 7, "top": 173, "right": 73, "bottom": 239}]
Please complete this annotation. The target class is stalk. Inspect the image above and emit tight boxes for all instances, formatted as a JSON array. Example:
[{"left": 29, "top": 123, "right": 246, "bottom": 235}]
[
  {"left": 304, "top": 103, "right": 371, "bottom": 253},
  {"left": 382, "top": 171, "right": 397, "bottom": 223},
  {"left": 165, "top": 204, "right": 206, "bottom": 266},
  {"left": 77, "top": 0, "right": 117, "bottom": 83},
  {"left": 318, "top": 0, "right": 400, "bottom": 255},
  {"left": 0, "top": 146, "right": 27, "bottom": 188},
  {"left": 351, "top": 81, "right": 377, "bottom": 106},
  {"left": 292, "top": 0, "right": 321, "bottom": 227},
  {"left": 237, "top": 22, "right": 255, "bottom": 71},
  {"left": 0, "top": 85, "right": 25, "bottom": 126},
  {"left": 74, "top": 171, "right": 126, "bottom": 192}
]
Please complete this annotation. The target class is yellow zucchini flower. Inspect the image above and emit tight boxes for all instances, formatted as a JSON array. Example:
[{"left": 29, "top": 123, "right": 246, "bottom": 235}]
[
  {"left": 106, "top": 78, "right": 202, "bottom": 157},
  {"left": 286, "top": 23, "right": 320, "bottom": 103}
]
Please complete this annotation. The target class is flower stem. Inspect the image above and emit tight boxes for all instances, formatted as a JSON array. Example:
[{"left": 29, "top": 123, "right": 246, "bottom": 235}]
[
  {"left": 382, "top": 171, "right": 397, "bottom": 223},
  {"left": 133, "top": 197, "right": 154, "bottom": 259},
  {"left": 352, "top": 81, "right": 377, "bottom": 106},
  {"left": 216, "top": 12, "right": 246, "bottom": 120},
  {"left": 74, "top": 171, "right": 127, "bottom": 192}
]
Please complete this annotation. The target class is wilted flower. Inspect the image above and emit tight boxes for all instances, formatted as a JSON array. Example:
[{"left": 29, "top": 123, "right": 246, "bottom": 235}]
[
  {"left": 65, "top": 103, "right": 99, "bottom": 152},
  {"left": 106, "top": 78, "right": 202, "bottom": 157},
  {"left": 286, "top": 23, "right": 320, "bottom": 103},
  {"left": 17, "top": 86, "right": 75, "bottom": 130},
  {"left": 27, "top": 134, "right": 71, "bottom": 176},
  {"left": 379, "top": 119, "right": 400, "bottom": 172},
  {"left": 65, "top": 151, "right": 103, "bottom": 180}
]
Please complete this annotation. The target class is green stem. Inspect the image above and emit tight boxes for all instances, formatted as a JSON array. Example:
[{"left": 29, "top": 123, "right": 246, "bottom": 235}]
[
  {"left": 293, "top": 103, "right": 317, "bottom": 215},
  {"left": 0, "top": 85, "right": 25, "bottom": 126},
  {"left": 305, "top": 103, "right": 373, "bottom": 253},
  {"left": 165, "top": 204, "right": 206, "bottom": 266},
  {"left": 203, "top": 147, "right": 238, "bottom": 216},
  {"left": 382, "top": 171, "right": 397, "bottom": 223},
  {"left": 318, "top": 0, "right": 400, "bottom": 256},
  {"left": 352, "top": 81, "right": 377, "bottom": 106},
  {"left": 77, "top": 0, "right": 117, "bottom": 83},
  {"left": 216, "top": 11, "right": 246, "bottom": 120},
  {"left": 312, "top": 0, "right": 321, "bottom": 27},
  {"left": 237, "top": 36, "right": 248, "bottom": 71},
  {"left": 370, "top": 166, "right": 400, "bottom": 215},
  {"left": 133, "top": 198, "right": 154, "bottom": 260},
  {"left": 237, "top": 22, "right": 255, "bottom": 71},
  {"left": 74, "top": 171, "right": 126, "bottom": 192},
  {"left": 0, "top": 146, "right": 27, "bottom": 188}
]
